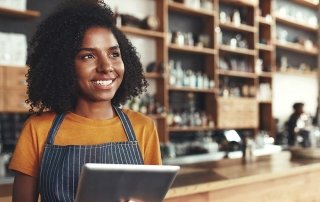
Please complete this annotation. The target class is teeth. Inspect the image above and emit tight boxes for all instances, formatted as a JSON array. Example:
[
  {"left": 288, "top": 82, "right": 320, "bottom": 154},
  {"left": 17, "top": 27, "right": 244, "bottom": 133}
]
[{"left": 93, "top": 80, "right": 113, "bottom": 86}]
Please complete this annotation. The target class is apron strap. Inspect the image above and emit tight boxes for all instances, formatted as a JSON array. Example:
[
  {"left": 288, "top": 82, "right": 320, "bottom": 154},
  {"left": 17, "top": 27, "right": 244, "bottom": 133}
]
[
  {"left": 46, "top": 113, "right": 65, "bottom": 144},
  {"left": 113, "top": 106, "right": 144, "bottom": 164},
  {"left": 113, "top": 106, "right": 137, "bottom": 142}
]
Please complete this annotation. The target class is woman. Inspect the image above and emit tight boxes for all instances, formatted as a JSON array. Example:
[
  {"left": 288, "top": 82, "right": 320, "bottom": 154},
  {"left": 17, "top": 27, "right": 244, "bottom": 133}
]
[{"left": 9, "top": 1, "right": 162, "bottom": 201}]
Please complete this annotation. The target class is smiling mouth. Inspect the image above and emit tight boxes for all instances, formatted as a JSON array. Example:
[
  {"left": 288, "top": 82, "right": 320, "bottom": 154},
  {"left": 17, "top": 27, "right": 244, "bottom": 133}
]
[{"left": 92, "top": 79, "right": 114, "bottom": 86}]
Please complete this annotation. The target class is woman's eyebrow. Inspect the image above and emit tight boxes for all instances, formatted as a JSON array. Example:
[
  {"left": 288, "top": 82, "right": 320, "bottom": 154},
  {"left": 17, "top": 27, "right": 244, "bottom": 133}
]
[
  {"left": 78, "top": 45, "right": 120, "bottom": 52},
  {"left": 109, "top": 45, "right": 120, "bottom": 51},
  {"left": 77, "top": 47, "right": 95, "bottom": 52}
]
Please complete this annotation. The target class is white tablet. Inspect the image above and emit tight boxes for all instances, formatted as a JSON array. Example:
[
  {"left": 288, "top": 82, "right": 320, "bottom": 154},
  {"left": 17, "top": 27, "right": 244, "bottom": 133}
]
[{"left": 75, "top": 163, "right": 180, "bottom": 202}]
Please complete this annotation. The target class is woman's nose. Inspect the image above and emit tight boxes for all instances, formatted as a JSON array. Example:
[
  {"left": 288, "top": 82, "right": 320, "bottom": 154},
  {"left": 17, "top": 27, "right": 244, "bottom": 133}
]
[{"left": 97, "top": 56, "right": 113, "bottom": 73}]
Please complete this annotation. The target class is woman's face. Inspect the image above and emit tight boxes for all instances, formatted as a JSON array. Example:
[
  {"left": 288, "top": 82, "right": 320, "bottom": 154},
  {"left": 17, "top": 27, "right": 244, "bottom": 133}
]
[{"left": 74, "top": 26, "right": 124, "bottom": 104}]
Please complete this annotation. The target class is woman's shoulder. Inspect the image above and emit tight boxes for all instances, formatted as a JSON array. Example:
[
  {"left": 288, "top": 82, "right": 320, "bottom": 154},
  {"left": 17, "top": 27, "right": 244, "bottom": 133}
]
[
  {"left": 25, "top": 111, "right": 57, "bottom": 125},
  {"left": 122, "top": 108, "right": 154, "bottom": 124}
]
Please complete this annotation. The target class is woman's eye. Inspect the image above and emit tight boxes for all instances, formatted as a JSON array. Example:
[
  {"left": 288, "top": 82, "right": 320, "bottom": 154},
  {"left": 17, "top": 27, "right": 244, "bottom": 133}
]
[
  {"left": 110, "top": 52, "right": 120, "bottom": 58},
  {"left": 81, "top": 54, "right": 94, "bottom": 59}
]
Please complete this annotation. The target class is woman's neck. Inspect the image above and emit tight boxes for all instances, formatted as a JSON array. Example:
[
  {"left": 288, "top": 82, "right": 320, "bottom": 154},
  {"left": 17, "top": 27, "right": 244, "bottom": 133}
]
[{"left": 73, "top": 101, "right": 115, "bottom": 120}]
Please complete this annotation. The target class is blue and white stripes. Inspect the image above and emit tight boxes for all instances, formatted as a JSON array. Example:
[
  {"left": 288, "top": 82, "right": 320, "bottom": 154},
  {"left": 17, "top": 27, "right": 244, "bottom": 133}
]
[{"left": 39, "top": 107, "right": 144, "bottom": 202}]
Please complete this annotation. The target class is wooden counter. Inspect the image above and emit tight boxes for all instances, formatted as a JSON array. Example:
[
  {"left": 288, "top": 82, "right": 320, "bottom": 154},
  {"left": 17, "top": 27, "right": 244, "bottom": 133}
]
[
  {"left": 1, "top": 152, "right": 320, "bottom": 202},
  {"left": 165, "top": 152, "right": 320, "bottom": 202}
]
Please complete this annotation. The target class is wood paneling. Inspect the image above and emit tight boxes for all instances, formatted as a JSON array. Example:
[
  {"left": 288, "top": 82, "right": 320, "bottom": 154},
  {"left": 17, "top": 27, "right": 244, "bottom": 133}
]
[
  {"left": 0, "top": 67, "right": 3, "bottom": 88},
  {"left": 4, "top": 89, "right": 28, "bottom": 112},
  {"left": 3, "top": 67, "right": 27, "bottom": 90},
  {"left": 217, "top": 97, "right": 258, "bottom": 128}
]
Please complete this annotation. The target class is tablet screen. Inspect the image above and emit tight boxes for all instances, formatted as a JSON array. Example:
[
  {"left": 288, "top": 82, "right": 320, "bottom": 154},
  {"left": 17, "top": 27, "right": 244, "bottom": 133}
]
[{"left": 75, "top": 163, "right": 180, "bottom": 202}]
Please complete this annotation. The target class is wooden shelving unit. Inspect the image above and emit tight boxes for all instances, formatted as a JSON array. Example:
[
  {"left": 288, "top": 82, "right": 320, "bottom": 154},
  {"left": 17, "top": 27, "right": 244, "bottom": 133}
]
[
  {"left": 165, "top": 0, "right": 216, "bottom": 143},
  {"left": 274, "top": 0, "right": 319, "bottom": 76},
  {"left": 216, "top": 0, "right": 261, "bottom": 135},
  {"left": 256, "top": 0, "right": 274, "bottom": 135}
]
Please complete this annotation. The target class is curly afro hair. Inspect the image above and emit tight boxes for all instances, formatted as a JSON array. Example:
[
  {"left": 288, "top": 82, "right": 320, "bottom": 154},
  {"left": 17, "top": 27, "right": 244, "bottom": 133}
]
[{"left": 26, "top": 0, "right": 148, "bottom": 114}]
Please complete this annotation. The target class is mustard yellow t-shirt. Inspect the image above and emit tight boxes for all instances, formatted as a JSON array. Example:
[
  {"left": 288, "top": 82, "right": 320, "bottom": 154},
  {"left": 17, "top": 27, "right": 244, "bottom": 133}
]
[{"left": 9, "top": 108, "right": 162, "bottom": 177}]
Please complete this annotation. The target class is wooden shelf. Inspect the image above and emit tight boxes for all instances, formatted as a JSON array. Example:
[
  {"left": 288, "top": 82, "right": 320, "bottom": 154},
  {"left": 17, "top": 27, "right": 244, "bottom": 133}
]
[
  {"left": 147, "top": 114, "right": 166, "bottom": 120},
  {"left": 219, "top": 22, "right": 257, "bottom": 33},
  {"left": 169, "top": 126, "right": 215, "bottom": 132},
  {"left": 219, "top": 0, "right": 258, "bottom": 7},
  {"left": 169, "top": 44, "right": 216, "bottom": 55},
  {"left": 292, "top": 0, "right": 319, "bottom": 8},
  {"left": 257, "top": 72, "right": 273, "bottom": 78},
  {"left": 144, "top": 72, "right": 164, "bottom": 79},
  {"left": 217, "top": 69, "right": 257, "bottom": 79},
  {"left": 169, "top": 86, "right": 216, "bottom": 94},
  {"left": 119, "top": 26, "right": 165, "bottom": 39},
  {"left": 219, "top": 44, "right": 256, "bottom": 56},
  {"left": 275, "top": 14, "right": 318, "bottom": 32},
  {"left": 257, "top": 43, "right": 274, "bottom": 52},
  {"left": 215, "top": 125, "right": 259, "bottom": 130},
  {"left": 168, "top": 2, "right": 215, "bottom": 17},
  {"left": 0, "top": 64, "right": 27, "bottom": 68},
  {"left": 275, "top": 69, "right": 317, "bottom": 77},
  {"left": 257, "top": 16, "right": 273, "bottom": 25},
  {"left": 275, "top": 41, "right": 318, "bottom": 56},
  {"left": 259, "top": 100, "right": 272, "bottom": 104},
  {"left": 0, "top": 7, "right": 40, "bottom": 18}
]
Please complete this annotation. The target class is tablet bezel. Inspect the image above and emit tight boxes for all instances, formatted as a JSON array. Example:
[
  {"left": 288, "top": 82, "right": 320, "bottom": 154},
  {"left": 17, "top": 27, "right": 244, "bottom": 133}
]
[{"left": 75, "top": 163, "right": 180, "bottom": 202}]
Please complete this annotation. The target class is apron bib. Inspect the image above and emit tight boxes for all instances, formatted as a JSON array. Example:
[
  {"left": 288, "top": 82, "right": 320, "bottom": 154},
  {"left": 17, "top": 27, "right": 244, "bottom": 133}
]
[{"left": 39, "top": 107, "right": 144, "bottom": 202}]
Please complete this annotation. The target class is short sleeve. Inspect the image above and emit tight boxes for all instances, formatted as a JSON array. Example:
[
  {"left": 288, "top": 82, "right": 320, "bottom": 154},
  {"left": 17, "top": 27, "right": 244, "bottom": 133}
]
[
  {"left": 9, "top": 117, "right": 42, "bottom": 177},
  {"left": 142, "top": 119, "right": 162, "bottom": 165}
]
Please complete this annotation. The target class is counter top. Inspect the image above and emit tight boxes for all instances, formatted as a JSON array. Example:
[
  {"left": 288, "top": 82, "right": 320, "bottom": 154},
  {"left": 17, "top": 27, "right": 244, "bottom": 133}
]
[
  {"left": 166, "top": 151, "right": 320, "bottom": 199},
  {"left": 2, "top": 151, "right": 320, "bottom": 202}
]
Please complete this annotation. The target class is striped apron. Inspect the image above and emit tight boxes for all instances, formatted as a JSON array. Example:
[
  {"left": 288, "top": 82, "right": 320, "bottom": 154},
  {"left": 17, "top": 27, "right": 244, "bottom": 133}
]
[{"left": 39, "top": 106, "right": 144, "bottom": 202}]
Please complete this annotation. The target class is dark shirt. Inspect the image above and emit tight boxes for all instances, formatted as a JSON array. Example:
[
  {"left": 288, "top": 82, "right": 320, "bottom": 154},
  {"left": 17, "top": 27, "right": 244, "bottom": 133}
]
[{"left": 286, "top": 113, "right": 301, "bottom": 146}]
